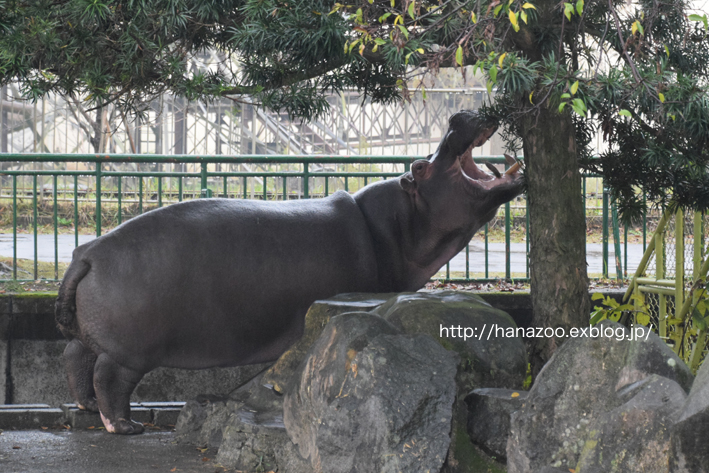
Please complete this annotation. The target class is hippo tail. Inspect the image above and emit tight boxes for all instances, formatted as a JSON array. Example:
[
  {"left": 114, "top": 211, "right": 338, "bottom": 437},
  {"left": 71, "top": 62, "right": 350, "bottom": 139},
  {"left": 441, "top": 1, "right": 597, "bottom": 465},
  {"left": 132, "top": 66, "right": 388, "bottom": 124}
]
[{"left": 55, "top": 256, "right": 91, "bottom": 334}]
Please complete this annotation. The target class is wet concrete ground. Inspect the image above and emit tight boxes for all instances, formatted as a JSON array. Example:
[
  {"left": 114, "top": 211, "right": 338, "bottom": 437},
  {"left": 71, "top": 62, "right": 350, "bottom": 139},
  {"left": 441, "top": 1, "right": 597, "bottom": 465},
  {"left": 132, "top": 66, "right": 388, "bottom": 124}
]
[{"left": 0, "top": 430, "right": 228, "bottom": 473}]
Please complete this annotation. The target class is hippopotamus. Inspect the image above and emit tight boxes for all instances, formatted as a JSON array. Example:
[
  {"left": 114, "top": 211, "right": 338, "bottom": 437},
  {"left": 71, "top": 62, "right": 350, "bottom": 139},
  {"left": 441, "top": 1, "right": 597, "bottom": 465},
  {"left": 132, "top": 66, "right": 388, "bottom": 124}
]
[{"left": 55, "top": 110, "right": 523, "bottom": 434}]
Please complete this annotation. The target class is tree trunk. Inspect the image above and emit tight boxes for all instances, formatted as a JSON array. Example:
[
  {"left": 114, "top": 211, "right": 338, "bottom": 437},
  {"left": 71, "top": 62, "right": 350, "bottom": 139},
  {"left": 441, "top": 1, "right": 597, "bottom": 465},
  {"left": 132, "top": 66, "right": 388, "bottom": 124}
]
[{"left": 522, "top": 105, "right": 590, "bottom": 377}]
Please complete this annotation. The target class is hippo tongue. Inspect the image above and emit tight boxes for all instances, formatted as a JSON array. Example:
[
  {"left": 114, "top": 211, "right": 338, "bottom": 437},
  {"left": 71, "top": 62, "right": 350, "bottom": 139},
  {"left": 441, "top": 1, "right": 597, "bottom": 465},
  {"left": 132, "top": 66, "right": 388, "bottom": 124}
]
[{"left": 459, "top": 144, "right": 494, "bottom": 182}]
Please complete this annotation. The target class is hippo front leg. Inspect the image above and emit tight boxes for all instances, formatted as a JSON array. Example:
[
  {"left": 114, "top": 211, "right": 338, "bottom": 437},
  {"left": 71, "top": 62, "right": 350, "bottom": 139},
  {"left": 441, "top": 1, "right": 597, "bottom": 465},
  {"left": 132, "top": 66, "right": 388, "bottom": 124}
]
[
  {"left": 93, "top": 353, "right": 145, "bottom": 434},
  {"left": 64, "top": 339, "right": 99, "bottom": 412}
]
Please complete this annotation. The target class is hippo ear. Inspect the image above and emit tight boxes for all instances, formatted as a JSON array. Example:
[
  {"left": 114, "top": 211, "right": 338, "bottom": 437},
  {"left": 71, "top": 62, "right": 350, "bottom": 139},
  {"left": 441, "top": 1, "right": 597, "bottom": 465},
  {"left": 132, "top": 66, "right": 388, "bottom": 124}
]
[
  {"left": 401, "top": 159, "right": 432, "bottom": 194},
  {"left": 400, "top": 173, "right": 417, "bottom": 194}
]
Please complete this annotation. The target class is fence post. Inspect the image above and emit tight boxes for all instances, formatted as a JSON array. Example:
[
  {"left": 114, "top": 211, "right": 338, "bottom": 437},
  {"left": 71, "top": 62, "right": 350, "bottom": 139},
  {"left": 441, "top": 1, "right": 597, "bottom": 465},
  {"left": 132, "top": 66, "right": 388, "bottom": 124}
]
[
  {"left": 12, "top": 175, "right": 17, "bottom": 280},
  {"left": 505, "top": 201, "right": 511, "bottom": 280},
  {"left": 602, "top": 188, "right": 609, "bottom": 279},
  {"left": 96, "top": 163, "right": 102, "bottom": 237},
  {"left": 303, "top": 162, "right": 310, "bottom": 199},
  {"left": 200, "top": 161, "right": 211, "bottom": 198},
  {"left": 675, "top": 208, "right": 684, "bottom": 310},
  {"left": 611, "top": 202, "right": 623, "bottom": 280}
]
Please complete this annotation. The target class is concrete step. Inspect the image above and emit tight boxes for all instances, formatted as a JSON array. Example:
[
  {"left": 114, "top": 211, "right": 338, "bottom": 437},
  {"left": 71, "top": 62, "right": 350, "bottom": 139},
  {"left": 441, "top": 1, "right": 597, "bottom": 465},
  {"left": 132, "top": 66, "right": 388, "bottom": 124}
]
[
  {"left": 0, "top": 402, "right": 185, "bottom": 430},
  {"left": 0, "top": 404, "right": 63, "bottom": 429}
]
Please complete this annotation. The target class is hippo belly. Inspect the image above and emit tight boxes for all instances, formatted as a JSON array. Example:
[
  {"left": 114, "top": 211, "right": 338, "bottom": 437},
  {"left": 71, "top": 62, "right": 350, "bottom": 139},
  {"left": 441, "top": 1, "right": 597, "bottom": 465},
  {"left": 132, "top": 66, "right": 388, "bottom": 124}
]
[{"left": 72, "top": 192, "right": 378, "bottom": 374}]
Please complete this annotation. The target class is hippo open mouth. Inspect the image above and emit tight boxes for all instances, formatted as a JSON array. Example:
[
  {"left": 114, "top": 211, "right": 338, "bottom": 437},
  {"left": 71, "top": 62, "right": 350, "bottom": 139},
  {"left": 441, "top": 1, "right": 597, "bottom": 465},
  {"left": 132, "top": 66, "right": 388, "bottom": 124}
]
[{"left": 459, "top": 144, "right": 523, "bottom": 191}]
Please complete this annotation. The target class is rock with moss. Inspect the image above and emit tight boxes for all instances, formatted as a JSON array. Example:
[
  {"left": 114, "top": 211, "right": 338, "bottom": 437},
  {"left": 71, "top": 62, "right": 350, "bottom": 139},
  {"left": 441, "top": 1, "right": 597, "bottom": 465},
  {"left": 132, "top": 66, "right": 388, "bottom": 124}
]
[
  {"left": 618, "top": 327, "right": 694, "bottom": 393},
  {"left": 508, "top": 321, "right": 696, "bottom": 473},
  {"left": 376, "top": 291, "right": 527, "bottom": 472},
  {"left": 376, "top": 291, "right": 527, "bottom": 390},
  {"left": 508, "top": 321, "right": 636, "bottom": 473},
  {"left": 284, "top": 312, "right": 458, "bottom": 473},
  {"left": 261, "top": 293, "right": 395, "bottom": 394},
  {"left": 466, "top": 388, "right": 528, "bottom": 460},
  {"left": 574, "top": 374, "right": 686, "bottom": 473},
  {"left": 670, "top": 356, "right": 709, "bottom": 473}
]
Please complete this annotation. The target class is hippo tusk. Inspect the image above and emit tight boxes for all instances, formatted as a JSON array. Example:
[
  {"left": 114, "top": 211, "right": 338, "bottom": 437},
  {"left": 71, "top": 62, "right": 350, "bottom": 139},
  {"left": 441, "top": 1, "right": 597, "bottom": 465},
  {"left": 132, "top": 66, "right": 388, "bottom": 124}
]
[
  {"left": 504, "top": 154, "right": 517, "bottom": 166},
  {"left": 483, "top": 162, "right": 502, "bottom": 178},
  {"left": 505, "top": 161, "right": 523, "bottom": 175}
]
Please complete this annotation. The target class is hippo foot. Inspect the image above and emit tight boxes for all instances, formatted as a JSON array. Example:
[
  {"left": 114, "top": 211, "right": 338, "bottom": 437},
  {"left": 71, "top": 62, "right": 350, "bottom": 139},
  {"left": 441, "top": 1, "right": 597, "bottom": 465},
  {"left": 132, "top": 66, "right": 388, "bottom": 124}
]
[
  {"left": 77, "top": 398, "right": 99, "bottom": 412},
  {"left": 100, "top": 412, "right": 144, "bottom": 435}
]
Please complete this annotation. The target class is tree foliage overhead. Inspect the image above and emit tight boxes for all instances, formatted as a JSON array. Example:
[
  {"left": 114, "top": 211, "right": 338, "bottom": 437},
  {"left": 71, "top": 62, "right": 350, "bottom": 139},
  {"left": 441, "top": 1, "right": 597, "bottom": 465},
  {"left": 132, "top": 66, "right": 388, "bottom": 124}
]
[{"left": 1, "top": 0, "right": 708, "bottom": 216}]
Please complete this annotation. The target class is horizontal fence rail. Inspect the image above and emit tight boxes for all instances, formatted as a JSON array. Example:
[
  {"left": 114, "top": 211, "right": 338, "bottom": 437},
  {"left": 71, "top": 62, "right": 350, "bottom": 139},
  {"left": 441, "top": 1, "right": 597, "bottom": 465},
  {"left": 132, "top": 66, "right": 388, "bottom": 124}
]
[{"left": 0, "top": 154, "right": 649, "bottom": 283}]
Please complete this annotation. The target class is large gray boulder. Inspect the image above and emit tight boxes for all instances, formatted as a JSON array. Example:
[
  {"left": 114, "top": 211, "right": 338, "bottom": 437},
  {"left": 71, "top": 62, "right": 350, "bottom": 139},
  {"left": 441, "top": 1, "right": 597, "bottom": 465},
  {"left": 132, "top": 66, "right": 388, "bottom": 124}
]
[
  {"left": 670, "top": 354, "right": 709, "bottom": 473},
  {"left": 618, "top": 328, "right": 694, "bottom": 393},
  {"left": 377, "top": 291, "right": 526, "bottom": 472},
  {"left": 376, "top": 291, "right": 527, "bottom": 390},
  {"left": 465, "top": 388, "right": 528, "bottom": 460},
  {"left": 575, "top": 375, "right": 687, "bottom": 473},
  {"left": 284, "top": 312, "right": 459, "bottom": 473},
  {"left": 262, "top": 293, "right": 395, "bottom": 393},
  {"left": 508, "top": 321, "right": 695, "bottom": 473}
]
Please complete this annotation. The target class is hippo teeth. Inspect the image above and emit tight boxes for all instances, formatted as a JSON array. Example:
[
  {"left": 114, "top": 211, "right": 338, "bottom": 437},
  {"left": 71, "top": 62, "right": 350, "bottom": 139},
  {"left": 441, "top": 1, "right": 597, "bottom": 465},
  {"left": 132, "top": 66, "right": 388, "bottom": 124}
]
[{"left": 505, "top": 161, "right": 522, "bottom": 175}]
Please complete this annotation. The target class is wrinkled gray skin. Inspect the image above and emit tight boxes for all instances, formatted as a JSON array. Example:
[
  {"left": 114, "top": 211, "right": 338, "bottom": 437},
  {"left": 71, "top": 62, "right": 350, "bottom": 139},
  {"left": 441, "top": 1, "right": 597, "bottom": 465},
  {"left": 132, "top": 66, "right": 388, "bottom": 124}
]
[{"left": 55, "top": 110, "right": 523, "bottom": 434}]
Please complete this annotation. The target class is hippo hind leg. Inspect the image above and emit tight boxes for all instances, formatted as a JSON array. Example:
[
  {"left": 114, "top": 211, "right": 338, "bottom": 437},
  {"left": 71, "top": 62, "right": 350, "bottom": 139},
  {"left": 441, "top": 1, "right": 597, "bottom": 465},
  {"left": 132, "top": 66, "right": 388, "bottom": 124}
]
[
  {"left": 93, "top": 353, "right": 145, "bottom": 435},
  {"left": 63, "top": 339, "right": 99, "bottom": 412}
]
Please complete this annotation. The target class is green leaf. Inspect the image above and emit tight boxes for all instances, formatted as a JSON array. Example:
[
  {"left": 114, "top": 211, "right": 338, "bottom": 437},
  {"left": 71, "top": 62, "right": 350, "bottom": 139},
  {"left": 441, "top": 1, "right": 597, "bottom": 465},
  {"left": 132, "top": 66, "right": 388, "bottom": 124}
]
[
  {"left": 356, "top": 8, "right": 363, "bottom": 24},
  {"left": 561, "top": 93, "right": 571, "bottom": 99},
  {"left": 636, "top": 313, "right": 651, "bottom": 326},
  {"left": 592, "top": 292, "right": 605, "bottom": 301},
  {"left": 489, "top": 64, "right": 498, "bottom": 83},
  {"left": 494, "top": 4, "right": 504, "bottom": 17},
  {"left": 590, "top": 309, "right": 606, "bottom": 325},
  {"left": 422, "top": 87, "right": 427, "bottom": 100},
  {"left": 520, "top": 10, "right": 528, "bottom": 24},
  {"left": 397, "top": 24, "right": 409, "bottom": 39},
  {"left": 455, "top": 45, "right": 464, "bottom": 67},
  {"left": 693, "top": 307, "right": 708, "bottom": 331},
  {"left": 379, "top": 12, "right": 392, "bottom": 23},
  {"left": 391, "top": 0, "right": 396, "bottom": 7},
  {"left": 632, "top": 20, "right": 643, "bottom": 35},
  {"left": 619, "top": 109, "right": 632, "bottom": 117},
  {"left": 664, "top": 45, "right": 670, "bottom": 57},
  {"left": 509, "top": 10, "right": 519, "bottom": 31},
  {"left": 698, "top": 299, "right": 707, "bottom": 316},
  {"left": 374, "top": 38, "right": 387, "bottom": 45},
  {"left": 571, "top": 100, "right": 586, "bottom": 116},
  {"left": 348, "top": 39, "right": 360, "bottom": 53},
  {"left": 486, "top": 80, "right": 494, "bottom": 95},
  {"left": 688, "top": 14, "right": 708, "bottom": 30},
  {"left": 576, "top": 0, "right": 584, "bottom": 16},
  {"left": 564, "top": 3, "right": 574, "bottom": 20},
  {"left": 658, "top": 92, "right": 665, "bottom": 103},
  {"left": 559, "top": 102, "right": 567, "bottom": 112},
  {"left": 471, "top": 11, "right": 477, "bottom": 23},
  {"left": 522, "top": 2, "right": 537, "bottom": 9},
  {"left": 408, "top": 1, "right": 416, "bottom": 20},
  {"left": 570, "top": 80, "right": 579, "bottom": 95},
  {"left": 416, "top": 48, "right": 424, "bottom": 54}
]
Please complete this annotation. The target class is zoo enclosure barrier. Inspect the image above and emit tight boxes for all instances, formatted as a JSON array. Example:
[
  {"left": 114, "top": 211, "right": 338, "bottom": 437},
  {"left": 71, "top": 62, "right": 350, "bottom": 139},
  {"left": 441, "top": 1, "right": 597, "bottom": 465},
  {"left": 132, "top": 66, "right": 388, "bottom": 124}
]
[
  {"left": 1, "top": 153, "right": 645, "bottom": 283},
  {"left": 623, "top": 208, "right": 709, "bottom": 372}
]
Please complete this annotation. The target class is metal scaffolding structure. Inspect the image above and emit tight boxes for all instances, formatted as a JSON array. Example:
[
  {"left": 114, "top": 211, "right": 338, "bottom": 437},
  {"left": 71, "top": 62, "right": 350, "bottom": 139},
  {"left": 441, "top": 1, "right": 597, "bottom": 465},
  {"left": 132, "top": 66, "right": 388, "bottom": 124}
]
[{"left": 0, "top": 84, "right": 507, "bottom": 160}]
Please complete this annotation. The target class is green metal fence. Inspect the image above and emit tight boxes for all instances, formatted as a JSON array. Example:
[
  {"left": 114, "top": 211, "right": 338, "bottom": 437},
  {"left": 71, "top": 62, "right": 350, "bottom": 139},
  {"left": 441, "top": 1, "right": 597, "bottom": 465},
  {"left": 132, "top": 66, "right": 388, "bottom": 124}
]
[{"left": 0, "top": 153, "right": 640, "bottom": 283}]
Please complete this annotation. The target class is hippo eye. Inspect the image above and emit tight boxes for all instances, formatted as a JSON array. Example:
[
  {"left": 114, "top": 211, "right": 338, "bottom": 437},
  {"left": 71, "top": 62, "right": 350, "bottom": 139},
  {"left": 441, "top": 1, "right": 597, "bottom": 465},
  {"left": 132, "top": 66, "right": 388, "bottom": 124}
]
[{"left": 414, "top": 162, "right": 425, "bottom": 172}]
